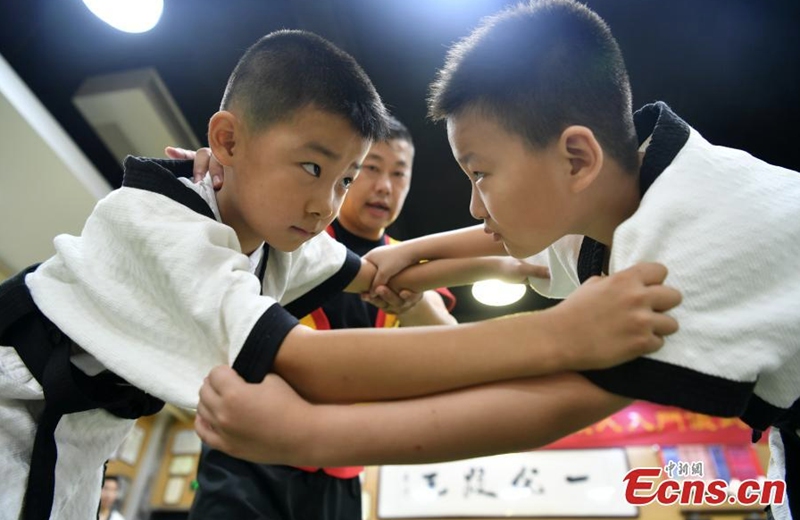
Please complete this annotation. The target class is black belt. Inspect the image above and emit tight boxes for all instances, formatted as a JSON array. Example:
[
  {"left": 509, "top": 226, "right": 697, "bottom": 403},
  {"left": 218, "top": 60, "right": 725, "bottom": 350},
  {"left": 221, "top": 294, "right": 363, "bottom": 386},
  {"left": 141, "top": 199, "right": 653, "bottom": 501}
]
[{"left": 0, "top": 265, "right": 164, "bottom": 520}]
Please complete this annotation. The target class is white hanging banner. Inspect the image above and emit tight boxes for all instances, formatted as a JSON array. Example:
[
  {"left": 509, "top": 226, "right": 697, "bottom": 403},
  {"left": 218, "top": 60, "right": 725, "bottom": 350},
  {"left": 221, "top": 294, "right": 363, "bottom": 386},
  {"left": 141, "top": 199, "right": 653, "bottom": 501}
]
[{"left": 377, "top": 448, "right": 637, "bottom": 518}]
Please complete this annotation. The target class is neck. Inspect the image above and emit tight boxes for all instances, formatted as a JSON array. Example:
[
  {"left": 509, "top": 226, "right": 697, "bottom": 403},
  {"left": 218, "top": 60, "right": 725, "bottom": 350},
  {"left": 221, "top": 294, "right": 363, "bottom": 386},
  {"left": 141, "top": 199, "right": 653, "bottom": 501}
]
[
  {"left": 336, "top": 215, "right": 384, "bottom": 241},
  {"left": 578, "top": 160, "right": 642, "bottom": 247},
  {"left": 216, "top": 186, "right": 261, "bottom": 254}
]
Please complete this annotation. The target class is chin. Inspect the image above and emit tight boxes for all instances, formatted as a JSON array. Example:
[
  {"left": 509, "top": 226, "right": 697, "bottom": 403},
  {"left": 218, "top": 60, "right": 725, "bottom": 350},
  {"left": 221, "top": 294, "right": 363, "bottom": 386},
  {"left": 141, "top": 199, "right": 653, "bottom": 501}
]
[
  {"left": 273, "top": 238, "right": 306, "bottom": 253},
  {"left": 503, "top": 242, "right": 536, "bottom": 260}
]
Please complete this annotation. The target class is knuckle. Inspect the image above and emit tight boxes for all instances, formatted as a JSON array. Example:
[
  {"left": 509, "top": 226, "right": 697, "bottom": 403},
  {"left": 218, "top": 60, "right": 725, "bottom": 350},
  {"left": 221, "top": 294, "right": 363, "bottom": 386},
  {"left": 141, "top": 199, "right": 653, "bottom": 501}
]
[
  {"left": 648, "top": 335, "right": 664, "bottom": 352},
  {"left": 632, "top": 309, "right": 652, "bottom": 328},
  {"left": 217, "top": 411, "right": 231, "bottom": 431},
  {"left": 623, "top": 290, "right": 647, "bottom": 309},
  {"left": 628, "top": 333, "right": 649, "bottom": 353}
]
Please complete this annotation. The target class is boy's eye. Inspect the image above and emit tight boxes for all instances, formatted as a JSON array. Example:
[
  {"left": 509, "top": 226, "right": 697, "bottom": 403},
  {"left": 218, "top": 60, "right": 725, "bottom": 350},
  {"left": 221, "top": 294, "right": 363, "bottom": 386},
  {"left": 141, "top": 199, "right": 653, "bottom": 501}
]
[
  {"left": 341, "top": 177, "right": 354, "bottom": 189},
  {"left": 302, "top": 163, "right": 321, "bottom": 177},
  {"left": 473, "top": 171, "right": 486, "bottom": 181}
]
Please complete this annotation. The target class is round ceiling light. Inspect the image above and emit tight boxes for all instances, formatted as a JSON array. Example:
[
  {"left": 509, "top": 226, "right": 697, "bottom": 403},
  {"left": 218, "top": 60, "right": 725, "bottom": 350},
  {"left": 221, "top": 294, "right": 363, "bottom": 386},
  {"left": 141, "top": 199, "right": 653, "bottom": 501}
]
[
  {"left": 82, "top": 0, "right": 164, "bottom": 33},
  {"left": 471, "top": 279, "right": 527, "bottom": 307}
]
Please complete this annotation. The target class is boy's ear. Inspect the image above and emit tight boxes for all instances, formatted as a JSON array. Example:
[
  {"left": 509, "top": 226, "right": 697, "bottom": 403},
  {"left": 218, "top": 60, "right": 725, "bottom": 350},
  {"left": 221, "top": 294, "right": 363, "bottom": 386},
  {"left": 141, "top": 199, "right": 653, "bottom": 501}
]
[
  {"left": 208, "top": 111, "right": 238, "bottom": 167},
  {"left": 559, "top": 126, "right": 603, "bottom": 194}
]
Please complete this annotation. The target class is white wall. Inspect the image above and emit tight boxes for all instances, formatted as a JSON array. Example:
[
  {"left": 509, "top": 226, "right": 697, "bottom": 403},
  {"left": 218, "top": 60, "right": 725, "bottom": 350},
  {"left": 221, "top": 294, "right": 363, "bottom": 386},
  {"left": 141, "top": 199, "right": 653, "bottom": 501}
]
[{"left": 0, "top": 53, "right": 109, "bottom": 274}]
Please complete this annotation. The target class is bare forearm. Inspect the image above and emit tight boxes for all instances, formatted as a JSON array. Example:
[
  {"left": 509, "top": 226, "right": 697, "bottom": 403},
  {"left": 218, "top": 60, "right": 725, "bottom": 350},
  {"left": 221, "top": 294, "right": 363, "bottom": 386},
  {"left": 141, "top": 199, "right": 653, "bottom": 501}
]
[
  {"left": 388, "top": 257, "right": 505, "bottom": 293},
  {"left": 344, "top": 258, "right": 375, "bottom": 293},
  {"left": 274, "top": 313, "right": 564, "bottom": 403},
  {"left": 345, "top": 256, "right": 511, "bottom": 295},
  {"left": 299, "top": 374, "right": 631, "bottom": 466},
  {"left": 277, "top": 263, "right": 679, "bottom": 405},
  {"left": 402, "top": 225, "right": 506, "bottom": 261}
]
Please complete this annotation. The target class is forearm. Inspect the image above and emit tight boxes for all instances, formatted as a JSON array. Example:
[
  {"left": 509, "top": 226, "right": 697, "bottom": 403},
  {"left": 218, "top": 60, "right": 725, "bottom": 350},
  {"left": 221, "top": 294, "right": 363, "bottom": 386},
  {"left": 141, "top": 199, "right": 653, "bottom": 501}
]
[
  {"left": 388, "top": 257, "right": 507, "bottom": 293},
  {"left": 344, "top": 258, "right": 375, "bottom": 293},
  {"left": 297, "top": 374, "right": 632, "bottom": 466},
  {"left": 398, "top": 225, "right": 505, "bottom": 262},
  {"left": 398, "top": 290, "right": 457, "bottom": 326},
  {"left": 274, "top": 311, "right": 565, "bottom": 404},
  {"left": 277, "top": 262, "right": 677, "bottom": 404}
]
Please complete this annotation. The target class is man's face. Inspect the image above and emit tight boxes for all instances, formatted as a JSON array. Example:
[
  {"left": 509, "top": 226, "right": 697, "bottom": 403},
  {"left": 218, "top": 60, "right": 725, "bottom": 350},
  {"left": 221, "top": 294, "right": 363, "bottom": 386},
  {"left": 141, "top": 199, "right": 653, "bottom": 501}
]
[
  {"left": 447, "top": 109, "right": 571, "bottom": 259},
  {"left": 337, "top": 138, "right": 413, "bottom": 240},
  {"left": 218, "top": 106, "right": 371, "bottom": 253},
  {"left": 100, "top": 479, "right": 119, "bottom": 509}
]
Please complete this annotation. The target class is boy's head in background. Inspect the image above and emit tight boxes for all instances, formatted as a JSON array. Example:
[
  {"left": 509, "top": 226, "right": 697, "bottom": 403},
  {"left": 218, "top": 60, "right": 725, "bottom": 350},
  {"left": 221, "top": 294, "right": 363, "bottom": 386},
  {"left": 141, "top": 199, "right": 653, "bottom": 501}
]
[
  {"left": 429, "top": 0, "right": 641, "bottom": 259},
  {"left": 337, "top": 115, "right": 415, "bottom": 240},
  {"left": 208, "top": 30, "right": 388, "bottom": 254}
]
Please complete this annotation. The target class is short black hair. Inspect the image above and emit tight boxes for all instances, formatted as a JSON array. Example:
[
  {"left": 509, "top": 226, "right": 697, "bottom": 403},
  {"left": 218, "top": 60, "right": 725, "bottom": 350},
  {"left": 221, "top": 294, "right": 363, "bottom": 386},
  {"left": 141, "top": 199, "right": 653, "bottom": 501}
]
[
  {"left": 429, "top": 0, "right": 639, "bottom": 172},
  {"left": 385, "top": 114, "right": 413, "bottom": 147},
  {"left": 222, "top": 30, "right": 388, "bottom": 141}
]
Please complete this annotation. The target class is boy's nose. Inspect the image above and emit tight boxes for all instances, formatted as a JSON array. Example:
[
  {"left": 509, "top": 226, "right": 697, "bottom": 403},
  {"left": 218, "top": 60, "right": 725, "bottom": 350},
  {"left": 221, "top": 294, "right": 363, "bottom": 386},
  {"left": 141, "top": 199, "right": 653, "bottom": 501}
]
[
  {"left": 307, "top": 191, "right": 337, "bottom": 219},
  {"left": 469, "top": 186, "right": 488, "bottom": 220}
]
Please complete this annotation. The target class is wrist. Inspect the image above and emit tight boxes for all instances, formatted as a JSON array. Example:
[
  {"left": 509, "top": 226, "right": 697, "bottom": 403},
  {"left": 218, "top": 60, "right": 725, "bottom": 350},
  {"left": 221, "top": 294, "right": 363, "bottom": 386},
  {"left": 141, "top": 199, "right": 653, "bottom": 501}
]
[
  {"left": 539, "top": 304, "right": 580, "bottom": 371},
  {"left": 480, "top": 256, "right": 505, "bottom": 280}
]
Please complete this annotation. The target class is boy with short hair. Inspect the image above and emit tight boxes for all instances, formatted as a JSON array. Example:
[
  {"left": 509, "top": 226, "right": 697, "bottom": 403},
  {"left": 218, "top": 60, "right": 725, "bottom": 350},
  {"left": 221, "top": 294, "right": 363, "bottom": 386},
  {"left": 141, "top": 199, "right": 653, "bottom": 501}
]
[
  {"left": 176, "top": 115, "right": 459, "bottom": 520},
  {"left": 195, "top": 2, "right": 798, "bottom": 518},
  {"left": 0, "top": 27, "right": 679, "bottom": 520}
]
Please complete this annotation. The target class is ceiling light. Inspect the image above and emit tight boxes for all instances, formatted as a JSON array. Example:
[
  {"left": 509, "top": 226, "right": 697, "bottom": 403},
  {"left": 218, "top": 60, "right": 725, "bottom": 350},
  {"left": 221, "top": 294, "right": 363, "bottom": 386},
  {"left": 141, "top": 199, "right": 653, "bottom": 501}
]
[
  {"left": 73, "top": 68, "right": 200, "bottom": 165},
  {"left": 471, "top": 279, "right": 527, "bottom": 307},
  {"left": 82, "top": 0, "right": 164, "bottom": 34}
]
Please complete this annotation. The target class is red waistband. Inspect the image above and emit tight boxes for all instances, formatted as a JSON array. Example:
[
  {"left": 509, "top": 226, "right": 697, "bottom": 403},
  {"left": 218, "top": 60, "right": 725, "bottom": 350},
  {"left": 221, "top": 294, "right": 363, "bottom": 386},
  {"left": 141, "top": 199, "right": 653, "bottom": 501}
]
[{"left": 294, "top": 465, "right": 364, "bottom": 479}]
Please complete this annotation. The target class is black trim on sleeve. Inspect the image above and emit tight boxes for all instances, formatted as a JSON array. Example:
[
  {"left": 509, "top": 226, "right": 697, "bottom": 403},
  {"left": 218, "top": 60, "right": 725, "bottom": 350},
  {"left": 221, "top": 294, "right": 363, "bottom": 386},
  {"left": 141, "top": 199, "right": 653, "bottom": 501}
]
[
  {"left": 121, "top": 156, "right": 216, "bottom": 220},
  {"left": 283, "top": 249, "right": 362, "bottom": 319},
  {"left": 232, "top": 305, "right": 299, "bottom": 383},
  {"left": 581, "top": 357, "right": 754, "bottom": 418}
]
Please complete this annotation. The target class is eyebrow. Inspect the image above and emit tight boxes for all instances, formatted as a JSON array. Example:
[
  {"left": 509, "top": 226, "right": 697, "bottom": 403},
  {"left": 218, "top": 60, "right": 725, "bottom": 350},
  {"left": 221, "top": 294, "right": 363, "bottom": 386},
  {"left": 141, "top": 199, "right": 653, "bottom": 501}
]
[
  {"left": 302, "top": 141, "right": 341, "bottom": 162},
  {"left": 456, "top": 152, "right": 474, "bottom": 165},
  {"left": 365, "top": 153, "right": 409, "bottom": 169}
]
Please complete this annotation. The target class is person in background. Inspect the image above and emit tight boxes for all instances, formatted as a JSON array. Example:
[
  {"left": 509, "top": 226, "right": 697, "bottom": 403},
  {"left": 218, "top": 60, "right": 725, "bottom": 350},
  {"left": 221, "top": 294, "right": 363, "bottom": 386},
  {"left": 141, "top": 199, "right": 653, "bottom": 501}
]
[
  {"left": 168, "top": 114, "right": 458, "bottom": 519},
  {"left": 98, "top": 475, "right": 125, "bottom": 520}
]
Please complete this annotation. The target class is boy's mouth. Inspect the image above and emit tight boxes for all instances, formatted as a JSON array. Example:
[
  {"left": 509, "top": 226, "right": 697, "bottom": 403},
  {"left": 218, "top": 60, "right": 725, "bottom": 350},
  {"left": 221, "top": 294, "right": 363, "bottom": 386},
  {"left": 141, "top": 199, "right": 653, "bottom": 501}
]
[
  {"left": 484, "top": 225, "right": 502, "bottom": 242},
  {"left": 290, "top": 226, "right": 314, "bottom": 238}
]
